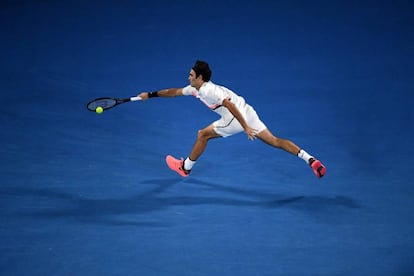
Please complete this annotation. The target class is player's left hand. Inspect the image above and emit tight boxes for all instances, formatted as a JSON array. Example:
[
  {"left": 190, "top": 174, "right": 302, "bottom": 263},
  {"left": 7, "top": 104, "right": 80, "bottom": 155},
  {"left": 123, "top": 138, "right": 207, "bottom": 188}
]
[{"left": 245, "top": 126, "right": 258, "bottom": 141}]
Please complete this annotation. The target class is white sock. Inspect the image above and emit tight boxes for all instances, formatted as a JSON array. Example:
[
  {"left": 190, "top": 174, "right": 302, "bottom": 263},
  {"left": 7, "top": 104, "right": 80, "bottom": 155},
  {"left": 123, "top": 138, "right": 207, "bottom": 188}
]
[
  {"left": 297, "top": 149, "right": 313, "bottom": 164},
  {"left": 183, "top": 157, "right": 196, "bottom": 171}
]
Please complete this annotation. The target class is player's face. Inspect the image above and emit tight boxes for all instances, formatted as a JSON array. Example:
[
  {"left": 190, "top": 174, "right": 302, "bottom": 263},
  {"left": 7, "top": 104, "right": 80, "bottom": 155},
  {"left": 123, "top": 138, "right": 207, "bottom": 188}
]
[{"left": 188, "top": 69, "right": 203, "bottom": 89}]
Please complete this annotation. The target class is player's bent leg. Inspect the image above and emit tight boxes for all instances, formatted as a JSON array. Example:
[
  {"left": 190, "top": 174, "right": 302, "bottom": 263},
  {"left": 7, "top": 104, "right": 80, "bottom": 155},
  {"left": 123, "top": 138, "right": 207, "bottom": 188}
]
[
  {"left": 189, "top": 124, "right": 221, "bottom": 161},
  {"left": 166, "top": 124, "right": 221, "bottom": 177}
]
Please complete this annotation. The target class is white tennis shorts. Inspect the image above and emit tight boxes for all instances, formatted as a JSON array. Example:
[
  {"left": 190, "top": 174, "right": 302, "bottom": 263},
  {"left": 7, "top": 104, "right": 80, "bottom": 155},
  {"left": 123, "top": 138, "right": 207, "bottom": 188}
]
[{"left": 213, "top": 104, "right": 267, "bottom": 137}]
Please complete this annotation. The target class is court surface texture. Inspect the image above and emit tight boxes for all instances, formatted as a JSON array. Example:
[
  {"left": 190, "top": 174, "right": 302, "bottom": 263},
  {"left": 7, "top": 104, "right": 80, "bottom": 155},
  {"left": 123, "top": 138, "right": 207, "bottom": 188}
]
[{"left": 1, "top": 1, "right": 413, "bottom": 275}]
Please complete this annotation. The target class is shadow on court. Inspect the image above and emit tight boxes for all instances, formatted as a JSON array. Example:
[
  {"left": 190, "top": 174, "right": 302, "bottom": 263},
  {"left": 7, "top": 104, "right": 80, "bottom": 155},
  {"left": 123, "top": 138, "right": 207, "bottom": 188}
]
[{"left": 1, "top": 178, "right": 361, "bottom": 226}]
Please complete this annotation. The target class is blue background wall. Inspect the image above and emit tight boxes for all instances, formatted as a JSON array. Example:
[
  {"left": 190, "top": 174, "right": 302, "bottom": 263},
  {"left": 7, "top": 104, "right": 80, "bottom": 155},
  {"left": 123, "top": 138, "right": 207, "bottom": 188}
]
[{"left": 1, "top": 1, "right": 413, "bottom": 275}]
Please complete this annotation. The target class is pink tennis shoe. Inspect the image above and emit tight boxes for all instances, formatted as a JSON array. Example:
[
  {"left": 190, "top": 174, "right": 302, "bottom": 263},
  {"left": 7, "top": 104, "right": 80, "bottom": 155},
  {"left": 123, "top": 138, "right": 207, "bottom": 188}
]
[
  {"left": 309, "top": 158, "right": 326, "bottom": 178},
  {"left": 166, "top": 155, "right": 325, "bottom": 178},
  {"left": 166, "top": 155, "right": 191, "bottom": 177}
]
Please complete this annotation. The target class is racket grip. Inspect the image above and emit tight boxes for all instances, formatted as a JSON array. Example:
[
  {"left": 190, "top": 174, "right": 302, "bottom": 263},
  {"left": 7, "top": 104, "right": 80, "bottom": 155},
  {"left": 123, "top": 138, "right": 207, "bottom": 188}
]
[{"left": 130, "top": 96, "right": 142, "bottom": 101}]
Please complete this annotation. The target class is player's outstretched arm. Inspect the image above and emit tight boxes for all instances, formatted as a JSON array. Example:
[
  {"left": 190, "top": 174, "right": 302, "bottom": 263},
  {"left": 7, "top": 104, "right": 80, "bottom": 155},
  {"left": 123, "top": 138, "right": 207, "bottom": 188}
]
[{"left": 138, "top": 88, "right": 184, "bottom": 100}]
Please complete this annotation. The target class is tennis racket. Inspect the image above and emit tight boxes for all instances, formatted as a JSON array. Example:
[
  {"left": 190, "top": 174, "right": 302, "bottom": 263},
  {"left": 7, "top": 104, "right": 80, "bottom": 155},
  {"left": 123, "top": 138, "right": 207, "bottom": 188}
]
[{"left": 86, "top": 96, "right": 142, "bottom": 112}]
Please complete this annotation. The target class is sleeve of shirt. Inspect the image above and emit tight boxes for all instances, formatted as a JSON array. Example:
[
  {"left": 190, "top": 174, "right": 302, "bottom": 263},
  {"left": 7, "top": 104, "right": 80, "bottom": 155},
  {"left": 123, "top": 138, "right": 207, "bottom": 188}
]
[
  {"left": 210, "top": 85, "right": 228, "bottom": 105},
  {"left": 182, "top": 85, "right": 194, "bottom": 96}
]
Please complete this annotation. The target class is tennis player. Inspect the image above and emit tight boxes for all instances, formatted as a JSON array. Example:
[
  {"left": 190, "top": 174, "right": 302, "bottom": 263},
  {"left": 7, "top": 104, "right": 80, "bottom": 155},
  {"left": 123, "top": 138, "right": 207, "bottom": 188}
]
[{"left": 138, "top": 60, "right": 326, "bottom": 178}]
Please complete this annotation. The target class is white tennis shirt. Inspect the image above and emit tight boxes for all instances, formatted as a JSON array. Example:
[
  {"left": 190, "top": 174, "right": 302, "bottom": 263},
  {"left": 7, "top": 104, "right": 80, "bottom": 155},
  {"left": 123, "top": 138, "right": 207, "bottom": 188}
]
[{"left": 182, "top": 81, "right": 247, "bottom": 120}]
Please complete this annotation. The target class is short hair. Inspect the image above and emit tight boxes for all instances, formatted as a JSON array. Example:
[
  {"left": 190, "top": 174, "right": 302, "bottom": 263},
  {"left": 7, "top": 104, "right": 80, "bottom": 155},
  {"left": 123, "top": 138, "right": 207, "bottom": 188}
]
[{"left": 192, "top": 60, "right": 212, "bottom": 81}]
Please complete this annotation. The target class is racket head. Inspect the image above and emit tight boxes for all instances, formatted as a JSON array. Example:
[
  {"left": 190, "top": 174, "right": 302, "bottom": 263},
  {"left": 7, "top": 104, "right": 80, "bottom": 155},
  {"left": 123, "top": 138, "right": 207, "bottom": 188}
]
[{"left": 86, "top": 97, "right": 118, "bottom": 111}]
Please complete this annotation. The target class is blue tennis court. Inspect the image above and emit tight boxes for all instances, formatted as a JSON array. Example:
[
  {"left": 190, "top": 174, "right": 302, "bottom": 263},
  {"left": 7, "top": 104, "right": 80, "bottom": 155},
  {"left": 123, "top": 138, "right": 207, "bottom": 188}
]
[{"left": 1, "top": 1, "right": 413, "bottom": 275}]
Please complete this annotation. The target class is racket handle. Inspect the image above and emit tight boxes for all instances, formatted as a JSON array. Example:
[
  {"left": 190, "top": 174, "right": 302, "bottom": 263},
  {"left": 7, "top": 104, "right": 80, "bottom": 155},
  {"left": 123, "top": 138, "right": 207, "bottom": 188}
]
[{"left": 130, "top": 96, "right": 142, "bottom": 101}]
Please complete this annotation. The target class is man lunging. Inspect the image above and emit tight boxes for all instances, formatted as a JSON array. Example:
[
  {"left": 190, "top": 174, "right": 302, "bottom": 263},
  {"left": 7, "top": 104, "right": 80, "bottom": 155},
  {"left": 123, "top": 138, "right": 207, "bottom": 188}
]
[{"left": 138, "top": 60, "right": 326, "bottom": 178}]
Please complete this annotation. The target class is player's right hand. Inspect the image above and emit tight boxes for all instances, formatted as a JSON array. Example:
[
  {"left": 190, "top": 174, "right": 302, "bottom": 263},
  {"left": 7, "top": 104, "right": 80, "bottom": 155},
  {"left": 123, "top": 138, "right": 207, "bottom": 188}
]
[{"left": 137, "top": 92, "right": 149, "bottom": 100}]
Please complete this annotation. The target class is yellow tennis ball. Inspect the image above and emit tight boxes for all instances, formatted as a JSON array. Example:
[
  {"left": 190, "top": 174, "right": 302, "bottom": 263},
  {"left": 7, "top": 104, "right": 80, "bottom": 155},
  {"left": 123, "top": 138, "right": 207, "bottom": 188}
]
[{"left": 95, "top": 106, "right": 103, "bottom": 114}]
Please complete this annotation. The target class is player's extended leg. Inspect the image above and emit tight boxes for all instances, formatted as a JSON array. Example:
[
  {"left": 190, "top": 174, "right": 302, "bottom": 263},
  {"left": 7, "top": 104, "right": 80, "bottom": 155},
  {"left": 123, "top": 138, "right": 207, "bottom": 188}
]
[
  {"left": 255, "top": 128, "right": 300, "bottom": 155},
  {"left": 166, "top": 124, "right": 221, "bottom": 177},
  {"left": 255, "top": 128, "right": 326, "bottom": 178}
]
